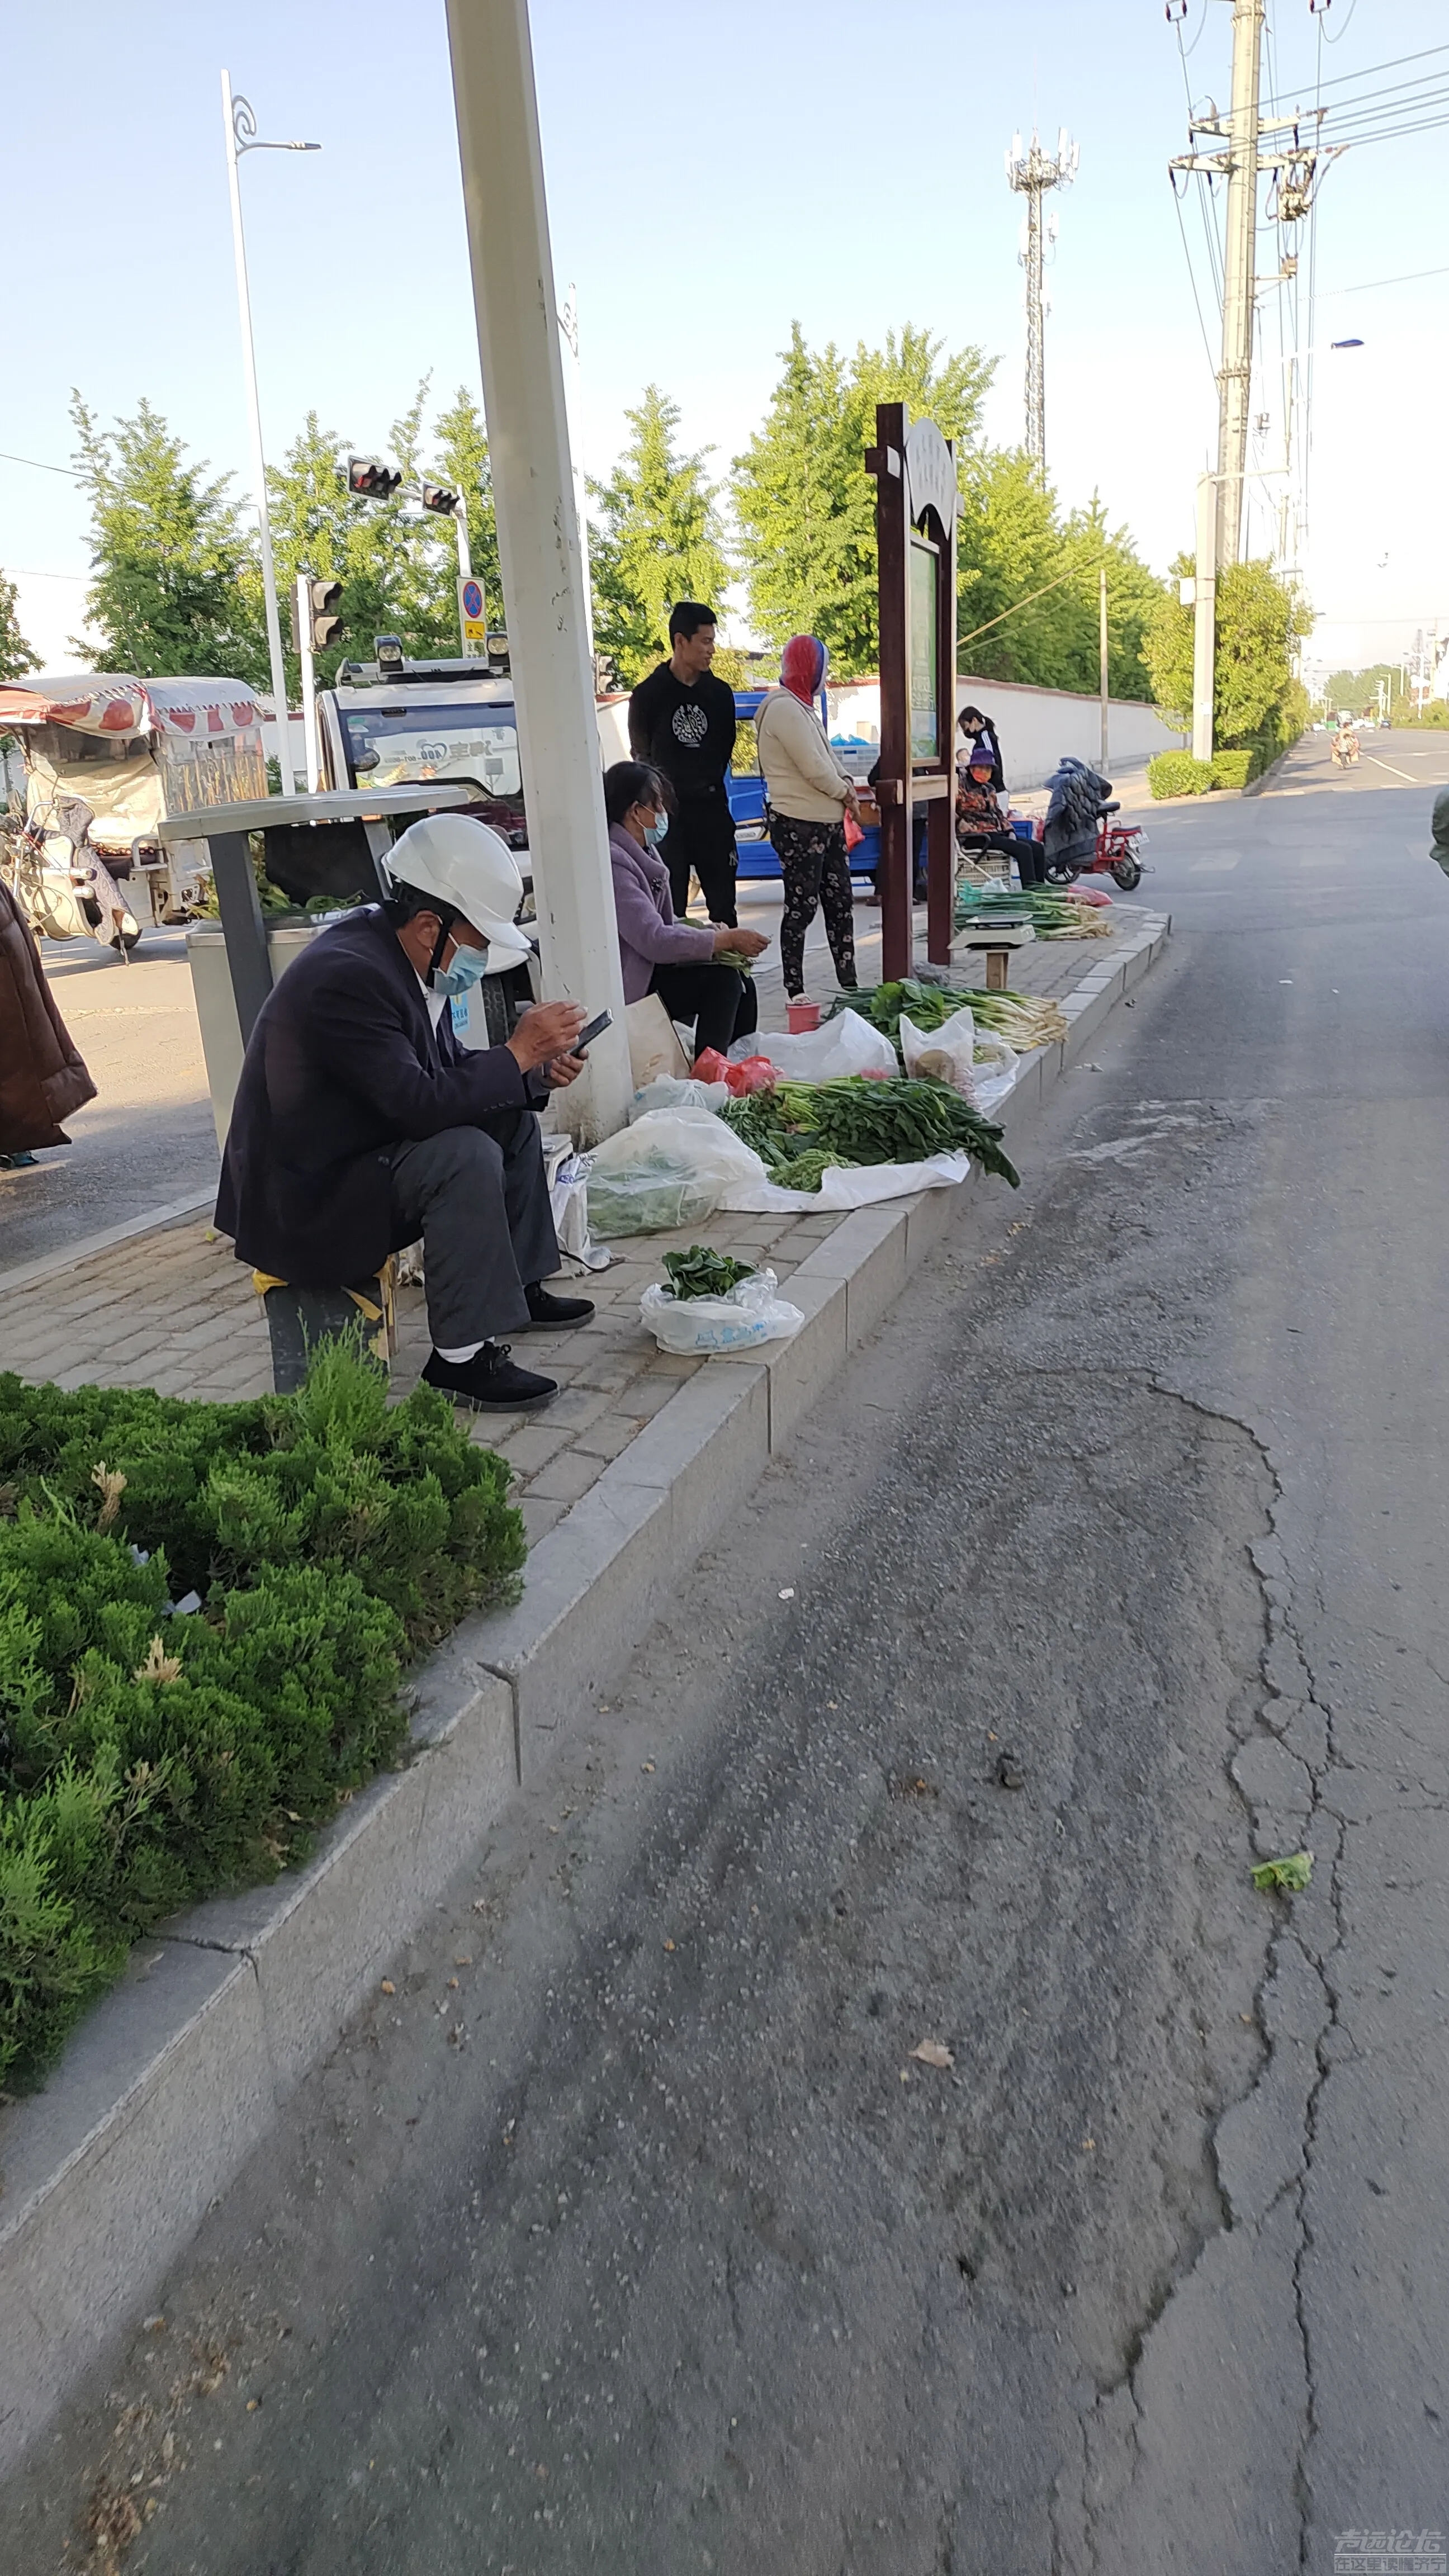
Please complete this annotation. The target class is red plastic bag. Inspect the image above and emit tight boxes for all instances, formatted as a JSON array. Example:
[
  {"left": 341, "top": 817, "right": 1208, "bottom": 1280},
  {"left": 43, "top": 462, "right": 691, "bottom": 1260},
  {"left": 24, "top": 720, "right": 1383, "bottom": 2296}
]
[
  {"left": 691, "top": 1047, "right": 731, "bottom": 1082},
  {"left": 723, "top": 1055, "right": 778, "bottom": 1096},
  {"left": 843, "top": 809, "right": 864, "bottom": 851}
]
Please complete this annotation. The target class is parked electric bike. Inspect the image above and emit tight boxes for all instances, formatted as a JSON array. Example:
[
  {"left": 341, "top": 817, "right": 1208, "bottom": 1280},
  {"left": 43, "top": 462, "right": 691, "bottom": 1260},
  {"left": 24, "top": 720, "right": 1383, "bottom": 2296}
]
[{"left": 1, "top": 791, "right": 140, "bottom": 955}]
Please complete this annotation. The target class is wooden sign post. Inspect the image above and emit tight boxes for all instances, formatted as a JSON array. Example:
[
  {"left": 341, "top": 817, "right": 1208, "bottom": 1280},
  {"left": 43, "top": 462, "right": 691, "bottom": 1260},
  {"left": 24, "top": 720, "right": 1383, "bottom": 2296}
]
[{"left": 865, "top": 403, "right": 959, "bottom": 980}]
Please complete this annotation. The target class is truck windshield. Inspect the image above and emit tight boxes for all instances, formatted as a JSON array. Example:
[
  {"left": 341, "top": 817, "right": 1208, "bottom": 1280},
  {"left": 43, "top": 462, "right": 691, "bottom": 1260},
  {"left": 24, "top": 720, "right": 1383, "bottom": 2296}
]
[{"left": 340, "top": 701, "right": 520, "bottom": 797}]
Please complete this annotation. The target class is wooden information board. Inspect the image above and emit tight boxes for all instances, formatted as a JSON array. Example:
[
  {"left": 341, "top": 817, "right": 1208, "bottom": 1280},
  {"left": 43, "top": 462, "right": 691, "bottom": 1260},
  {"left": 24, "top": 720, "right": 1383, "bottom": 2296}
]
[{"left": 865, "top": 404, "right": 959, "bottom": 979}]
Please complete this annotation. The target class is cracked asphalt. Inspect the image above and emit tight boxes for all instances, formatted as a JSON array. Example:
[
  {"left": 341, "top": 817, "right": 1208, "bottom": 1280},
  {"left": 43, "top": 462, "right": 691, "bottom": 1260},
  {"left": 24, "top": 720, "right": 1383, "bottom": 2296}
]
[{"left": 7, "top": 734, "right": 1449, "bottom": 2573}]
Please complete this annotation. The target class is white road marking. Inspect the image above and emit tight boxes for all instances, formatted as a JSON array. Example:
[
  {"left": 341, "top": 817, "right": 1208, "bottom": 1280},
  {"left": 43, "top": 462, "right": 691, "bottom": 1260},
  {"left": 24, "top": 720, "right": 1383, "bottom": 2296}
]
[
  {"left": 1187, "top": 855, "right": 1242, "bottom": 873},
  {"left": 1365, "top": 754, "right": 1419, "bottom": 784}
]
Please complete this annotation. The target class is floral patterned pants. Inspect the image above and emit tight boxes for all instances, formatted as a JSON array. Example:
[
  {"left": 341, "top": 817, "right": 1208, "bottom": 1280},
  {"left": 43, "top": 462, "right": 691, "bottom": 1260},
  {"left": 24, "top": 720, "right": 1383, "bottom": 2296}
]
[{"left": 769, "top": 811, "right": 858, "bottom": 998}]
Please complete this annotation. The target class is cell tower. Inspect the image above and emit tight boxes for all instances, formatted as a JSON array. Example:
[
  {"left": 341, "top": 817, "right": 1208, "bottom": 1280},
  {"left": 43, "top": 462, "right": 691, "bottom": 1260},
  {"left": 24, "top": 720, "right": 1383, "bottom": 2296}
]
[{"left": 1006, "top": 127, "right": 1078, "bottom": 474}]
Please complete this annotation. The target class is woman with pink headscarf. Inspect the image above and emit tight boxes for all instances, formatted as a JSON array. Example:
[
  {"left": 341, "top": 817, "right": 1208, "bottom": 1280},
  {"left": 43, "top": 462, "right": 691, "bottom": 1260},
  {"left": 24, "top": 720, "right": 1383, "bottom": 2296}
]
[{"left": 754, "top": 634, "right": 859, "bottom": 1001}]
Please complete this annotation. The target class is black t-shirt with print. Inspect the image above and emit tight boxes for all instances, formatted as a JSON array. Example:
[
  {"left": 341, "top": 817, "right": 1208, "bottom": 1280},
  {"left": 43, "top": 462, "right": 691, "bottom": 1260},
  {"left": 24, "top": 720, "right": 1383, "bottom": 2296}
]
[{"left": 627, "top": 665, "right": 737, "bottom": 802}]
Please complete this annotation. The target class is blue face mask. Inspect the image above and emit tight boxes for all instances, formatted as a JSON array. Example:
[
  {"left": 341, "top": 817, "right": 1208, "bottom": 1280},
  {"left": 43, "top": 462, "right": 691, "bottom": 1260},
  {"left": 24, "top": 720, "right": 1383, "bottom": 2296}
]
[
  {"left": 431, "top": 941, "right": 489, "bottom": 998},
  {"left": 643, "top": 813, "right": 669, "bottom": 848}
]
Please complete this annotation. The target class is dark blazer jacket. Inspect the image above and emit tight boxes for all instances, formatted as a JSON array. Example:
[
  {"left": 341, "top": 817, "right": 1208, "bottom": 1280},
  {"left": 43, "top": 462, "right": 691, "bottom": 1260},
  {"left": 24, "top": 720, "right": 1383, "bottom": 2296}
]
[
  {"left": 215, "top": 906, "right": 529, "bottom": 1286},
  {"left": 0, "top": 880, "right": 96, "bottom": 1152}
]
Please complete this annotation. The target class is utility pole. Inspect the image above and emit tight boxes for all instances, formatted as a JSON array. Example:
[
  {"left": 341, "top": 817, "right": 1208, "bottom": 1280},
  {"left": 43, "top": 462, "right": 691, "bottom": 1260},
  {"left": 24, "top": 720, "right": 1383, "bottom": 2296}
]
[
  {"left": 1006, "top": 128, "right": 1077, "bottom": 474},
  {"left": 221, "top": 74, "right": 319, "bottom": 797},
  {"left": 1098, "top": 565, "right": 1110, "bottom": 771},
  {"left": 558, "top": 287, "right": 595, "bottom": 660},
  {"left": 444, "top": 0, "right": 629, "bottom": 1140},
  {"left": 1192, "top": 473, "right": 1217, "bottom": 763},
  {"left": 1215, "top": 0, "right": 1263, "bottom": 566}
]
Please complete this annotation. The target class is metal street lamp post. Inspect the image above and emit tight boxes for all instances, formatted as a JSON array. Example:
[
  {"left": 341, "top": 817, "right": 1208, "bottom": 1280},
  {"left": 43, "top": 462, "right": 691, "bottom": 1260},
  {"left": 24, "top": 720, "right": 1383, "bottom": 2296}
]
[{"left": 220, "top": 72, "right": 319, "bottom": 798}]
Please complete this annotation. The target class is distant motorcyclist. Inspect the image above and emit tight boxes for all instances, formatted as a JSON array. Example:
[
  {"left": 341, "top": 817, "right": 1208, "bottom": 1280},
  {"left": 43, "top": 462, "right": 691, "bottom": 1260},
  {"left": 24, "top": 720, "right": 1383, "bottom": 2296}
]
[{"left": 1331, "top": 724, "right": 1360, "bottom": 769}]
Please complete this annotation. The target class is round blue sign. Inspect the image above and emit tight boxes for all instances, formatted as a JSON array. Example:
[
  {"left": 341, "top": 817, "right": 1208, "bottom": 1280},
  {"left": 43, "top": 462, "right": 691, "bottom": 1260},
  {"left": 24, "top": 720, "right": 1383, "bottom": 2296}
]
[{"left": 461, "top": 579, "right": 484, "bottom": 619}]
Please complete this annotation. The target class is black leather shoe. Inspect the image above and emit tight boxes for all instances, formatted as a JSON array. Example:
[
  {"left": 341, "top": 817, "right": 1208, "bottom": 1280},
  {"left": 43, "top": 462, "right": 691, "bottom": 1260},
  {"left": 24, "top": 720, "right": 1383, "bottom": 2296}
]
[
  {"left": 422, "top": 1343, "right": 557, "bottom": 1411},
  {"left": 523, "top": 1283, "right": 595, "bottom": 1330}
]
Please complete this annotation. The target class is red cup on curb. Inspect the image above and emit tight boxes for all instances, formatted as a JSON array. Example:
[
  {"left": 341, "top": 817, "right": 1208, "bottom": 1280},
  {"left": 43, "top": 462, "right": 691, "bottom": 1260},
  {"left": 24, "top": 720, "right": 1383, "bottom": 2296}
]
[{"left": 787, "top": 997, "right": 822, "bottom": 1034}]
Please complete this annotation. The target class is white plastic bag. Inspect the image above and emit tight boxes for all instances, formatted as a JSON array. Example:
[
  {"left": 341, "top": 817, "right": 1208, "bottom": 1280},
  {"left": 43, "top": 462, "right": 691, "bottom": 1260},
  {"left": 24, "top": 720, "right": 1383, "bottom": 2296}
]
[
  {"left": 546, "top": 1142, "right": 611, "bottom": 1271},
  {"left": 899, "top": 1006, "right": 1019, "bottom": 1116},
  {"left": 627, "top": 1076, "right": 730, "bottom": 1121},
  {"left": 584, "top": 1107, "right": 768, "bottom": 1238},
  {"left": 640, "top": 1267, "right": 804, "bottom": 1353},
  {"left": 727, "top": 1008, "right": 898, "bottom": 1083}
]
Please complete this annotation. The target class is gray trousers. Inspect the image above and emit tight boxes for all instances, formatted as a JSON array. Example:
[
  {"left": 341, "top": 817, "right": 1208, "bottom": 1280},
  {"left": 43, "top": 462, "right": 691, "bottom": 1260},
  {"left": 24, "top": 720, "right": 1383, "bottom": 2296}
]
[{"left": 387, "top": 1111, "right": 558, "bottom": 1349}]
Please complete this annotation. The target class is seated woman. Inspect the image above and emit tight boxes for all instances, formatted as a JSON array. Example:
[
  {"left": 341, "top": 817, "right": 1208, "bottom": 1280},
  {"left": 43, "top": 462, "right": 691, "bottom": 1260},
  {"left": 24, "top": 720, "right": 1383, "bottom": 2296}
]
[
  {"left": 956, "top": 750, "right": 1045, "bottom": 886},
  {"left": 604, "top": 761, "right": 768, "bottom": 1058}
]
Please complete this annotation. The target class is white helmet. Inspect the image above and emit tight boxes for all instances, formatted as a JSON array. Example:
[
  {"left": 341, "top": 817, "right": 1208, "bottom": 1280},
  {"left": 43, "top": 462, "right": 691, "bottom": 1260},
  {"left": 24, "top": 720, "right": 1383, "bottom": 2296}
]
[{"left": 383, "top": 813, "right": 533, "bottom": 975}]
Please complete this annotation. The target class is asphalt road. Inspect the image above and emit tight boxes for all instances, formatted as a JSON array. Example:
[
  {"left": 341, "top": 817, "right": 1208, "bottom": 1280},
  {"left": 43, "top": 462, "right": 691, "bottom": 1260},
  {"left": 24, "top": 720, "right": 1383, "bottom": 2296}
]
[
  {"left": 8, "top": 731, "right": 1449, "bottom": 2573},
  {"left": 0, "top": 925, "right": 219, "bottom": 1275}
]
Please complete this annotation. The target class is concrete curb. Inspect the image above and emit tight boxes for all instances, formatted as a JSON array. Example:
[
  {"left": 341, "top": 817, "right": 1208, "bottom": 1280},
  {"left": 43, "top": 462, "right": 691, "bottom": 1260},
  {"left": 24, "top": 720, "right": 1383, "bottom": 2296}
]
[{"left": 0, "top": 908, "right": 1169, "bottom": 2478}]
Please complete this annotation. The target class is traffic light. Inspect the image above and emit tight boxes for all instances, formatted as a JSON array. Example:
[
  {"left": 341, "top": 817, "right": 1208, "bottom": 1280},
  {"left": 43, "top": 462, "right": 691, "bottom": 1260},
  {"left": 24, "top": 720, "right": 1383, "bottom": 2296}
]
[
  {"left": 289, "top": 577, "right": 344, "bottom": 655},
  {"left": 420, "top": 481, "right": 460, "bottom": 518},
  {"left": 307, "top": 579, "right": 343, "bottom": 651},
  {"left": 347, "top": 456, "right": 403, "bottom": 502}
]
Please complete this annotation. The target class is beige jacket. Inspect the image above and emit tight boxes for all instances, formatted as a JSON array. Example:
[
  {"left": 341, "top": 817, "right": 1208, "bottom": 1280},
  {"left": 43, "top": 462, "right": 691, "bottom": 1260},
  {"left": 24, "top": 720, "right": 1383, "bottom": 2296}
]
[{"left": 755, "top": 687, "right": 854, "bottom": 825}]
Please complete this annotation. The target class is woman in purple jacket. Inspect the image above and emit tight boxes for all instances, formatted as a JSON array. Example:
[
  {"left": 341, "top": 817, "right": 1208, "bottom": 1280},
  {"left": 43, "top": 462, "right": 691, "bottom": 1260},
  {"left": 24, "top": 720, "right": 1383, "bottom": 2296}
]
[{"left": 605, "top": 761, "right": 767, "bottom": 1057}]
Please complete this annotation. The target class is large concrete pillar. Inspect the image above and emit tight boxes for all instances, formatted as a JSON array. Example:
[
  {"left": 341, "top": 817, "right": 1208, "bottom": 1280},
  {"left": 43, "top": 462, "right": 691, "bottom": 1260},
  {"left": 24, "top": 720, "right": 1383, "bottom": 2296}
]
[{"left": 445, "top": 0, "right": 630, "bottom": 1138}]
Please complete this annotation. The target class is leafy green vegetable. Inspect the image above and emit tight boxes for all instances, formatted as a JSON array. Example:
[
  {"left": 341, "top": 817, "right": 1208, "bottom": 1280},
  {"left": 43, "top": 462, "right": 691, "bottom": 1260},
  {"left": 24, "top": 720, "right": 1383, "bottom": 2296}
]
[
  {"left": 1251, "top": 1851, "right": 1314, "bottom": 1892},
  {"left": 712, "top": 949, "right": 756, "bottom": 976},
  {"left": 660, "top": 1246, "right": 757, "bottom": 1300},
  {"left": 719, "top": 1074, "right": 1019, "bottom": 1188}
]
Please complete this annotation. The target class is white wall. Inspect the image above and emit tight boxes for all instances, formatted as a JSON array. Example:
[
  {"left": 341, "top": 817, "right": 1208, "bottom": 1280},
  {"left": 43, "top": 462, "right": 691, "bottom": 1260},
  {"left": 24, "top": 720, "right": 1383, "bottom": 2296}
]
[{"left": 825, "top": 674, "right": 1186, "bottom": 792}]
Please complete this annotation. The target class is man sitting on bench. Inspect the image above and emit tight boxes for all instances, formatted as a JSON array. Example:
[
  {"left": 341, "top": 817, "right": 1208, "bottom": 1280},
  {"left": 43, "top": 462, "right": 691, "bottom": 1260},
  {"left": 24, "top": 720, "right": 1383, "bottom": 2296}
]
[{"left": 216, "top": 813, "right": 593, "bottom": 1413}]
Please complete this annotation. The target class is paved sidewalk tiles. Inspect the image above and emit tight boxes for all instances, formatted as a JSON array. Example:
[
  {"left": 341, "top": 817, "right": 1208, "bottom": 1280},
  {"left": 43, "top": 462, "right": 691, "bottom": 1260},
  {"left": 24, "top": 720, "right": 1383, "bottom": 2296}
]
[{"left": 0, "top": 910, "right": 1145, "bottom": 1537}]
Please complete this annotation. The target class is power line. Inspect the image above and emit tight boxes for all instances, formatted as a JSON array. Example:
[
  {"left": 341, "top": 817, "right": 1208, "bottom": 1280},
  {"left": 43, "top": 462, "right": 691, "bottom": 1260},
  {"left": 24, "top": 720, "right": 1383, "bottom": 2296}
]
[
  {"left": 1325, "top": 262, "right": 1449, "bottom": 297},
  {"left": 1169, "top": 177, "right": 1221, "bottom": 381},
  {"left": 0, "top": 451, "right": 82, "bottom": 481}
]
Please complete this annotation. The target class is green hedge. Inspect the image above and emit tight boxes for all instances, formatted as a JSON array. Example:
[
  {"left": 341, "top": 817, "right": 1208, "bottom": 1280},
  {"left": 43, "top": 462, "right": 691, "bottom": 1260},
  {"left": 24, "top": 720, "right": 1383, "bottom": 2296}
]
[
  {"left": 1210, "top": 749, "right": 1254, "bottom": 790},
  {"left": 0, "top": 1344, "right": 524, "bottom": 2091},
  {"left": 1148, "top": 752, "right": 1214, "bottom": 799}
]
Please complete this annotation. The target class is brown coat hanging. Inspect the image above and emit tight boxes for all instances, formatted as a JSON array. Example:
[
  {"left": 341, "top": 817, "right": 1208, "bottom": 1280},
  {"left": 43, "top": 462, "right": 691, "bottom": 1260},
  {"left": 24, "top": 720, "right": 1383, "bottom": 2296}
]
[{"left": 0, "top": 879, "right": 96, "bottom": 1152}]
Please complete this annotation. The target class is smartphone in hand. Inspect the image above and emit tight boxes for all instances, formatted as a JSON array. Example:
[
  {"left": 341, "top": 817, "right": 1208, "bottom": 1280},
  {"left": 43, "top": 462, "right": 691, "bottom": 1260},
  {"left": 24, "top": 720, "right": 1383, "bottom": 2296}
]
[{"left": 571, "top": 1007, "right": 613, "bottom": 1056}]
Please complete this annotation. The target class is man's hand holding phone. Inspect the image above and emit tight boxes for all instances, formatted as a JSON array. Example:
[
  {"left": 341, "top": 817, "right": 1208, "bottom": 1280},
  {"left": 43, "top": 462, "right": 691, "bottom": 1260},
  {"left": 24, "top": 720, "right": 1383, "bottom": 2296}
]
[{"left": 506, "top": 1000, "right": 587, "bottom": 1079}]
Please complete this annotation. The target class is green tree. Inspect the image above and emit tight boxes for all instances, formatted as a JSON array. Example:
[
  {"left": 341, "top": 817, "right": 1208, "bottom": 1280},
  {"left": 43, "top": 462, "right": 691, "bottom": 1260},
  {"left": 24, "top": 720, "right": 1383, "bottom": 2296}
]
[
  {"left": 429, "top": 386, "right": 501, "bottom": 631},
  {"left": 732, "top": 324, "right": 873, "bottom": 668},
  {"left": 1325, "top": 664, "right": 1396, "bottom": 716},
  {"left": 0, "top": 568, "right": 34, "bottom": 680},
  {"left": 1144, "top": 555, "right": 1312, "bottom": 751},
  {"left": 735, "top": 323, "right": 1165, "bottom": 695},
  {"left": 735, "top": 323, "right": 996, "bottom": 677},
  {"left": 68, "top": 395, "right": 266, "bottom": 682},
  {"left": 588, "top": 387, "right": 730, "bottom": 685},
  {"left": 265, "top": 407, "right": 425, "bottom": 694}
]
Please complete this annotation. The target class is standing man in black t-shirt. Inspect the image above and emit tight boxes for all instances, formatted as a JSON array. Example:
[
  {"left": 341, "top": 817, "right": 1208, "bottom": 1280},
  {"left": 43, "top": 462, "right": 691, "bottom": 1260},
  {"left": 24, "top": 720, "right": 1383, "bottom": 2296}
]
[{"left": 627, "top": 601, "right": 739, "bottom": 927}]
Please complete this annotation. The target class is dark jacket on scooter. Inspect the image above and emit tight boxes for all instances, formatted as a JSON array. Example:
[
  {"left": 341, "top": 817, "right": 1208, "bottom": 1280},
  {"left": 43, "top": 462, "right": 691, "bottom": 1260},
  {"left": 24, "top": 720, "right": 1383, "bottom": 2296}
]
[{"left": 1044, "top": 757, "right": 1111, "bottom": 874}]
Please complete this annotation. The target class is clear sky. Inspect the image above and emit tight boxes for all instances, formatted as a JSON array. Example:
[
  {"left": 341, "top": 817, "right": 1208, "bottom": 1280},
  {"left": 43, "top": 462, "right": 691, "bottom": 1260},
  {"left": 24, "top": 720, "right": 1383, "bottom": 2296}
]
[{"left": 2, "top": 0, "right": 1443, "bottom": 681}]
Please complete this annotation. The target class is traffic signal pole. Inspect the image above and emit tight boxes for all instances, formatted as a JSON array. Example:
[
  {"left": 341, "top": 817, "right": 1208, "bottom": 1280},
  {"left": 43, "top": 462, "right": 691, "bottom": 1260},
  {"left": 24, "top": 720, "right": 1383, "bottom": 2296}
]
[
  {"left": 296, "top": 574, "right": 321, "bottom": 793},
  {"left": 444, "top": 0, "right": 629, "bottom": 1140}
]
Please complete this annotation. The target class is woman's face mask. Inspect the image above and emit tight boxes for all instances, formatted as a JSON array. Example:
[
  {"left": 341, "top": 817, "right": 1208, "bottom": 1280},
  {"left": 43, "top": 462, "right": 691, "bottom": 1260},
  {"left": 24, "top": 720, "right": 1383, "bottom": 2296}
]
[{"left": 641, "top": 807, "right": 669, "bottom": 849}]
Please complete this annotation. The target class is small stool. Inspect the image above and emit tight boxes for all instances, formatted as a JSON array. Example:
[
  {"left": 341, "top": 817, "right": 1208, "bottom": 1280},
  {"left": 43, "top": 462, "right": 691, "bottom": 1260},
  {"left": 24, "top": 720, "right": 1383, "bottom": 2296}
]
[{"left": 253, "top": 1260, "right": 397, "bottom": 1394}]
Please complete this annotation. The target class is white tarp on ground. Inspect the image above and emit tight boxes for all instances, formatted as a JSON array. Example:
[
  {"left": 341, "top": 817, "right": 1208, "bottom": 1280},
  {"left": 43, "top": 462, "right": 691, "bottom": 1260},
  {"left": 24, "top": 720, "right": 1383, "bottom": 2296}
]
[{"left": 717, "top": 1150, "right": 972, "bottom": 1214}]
